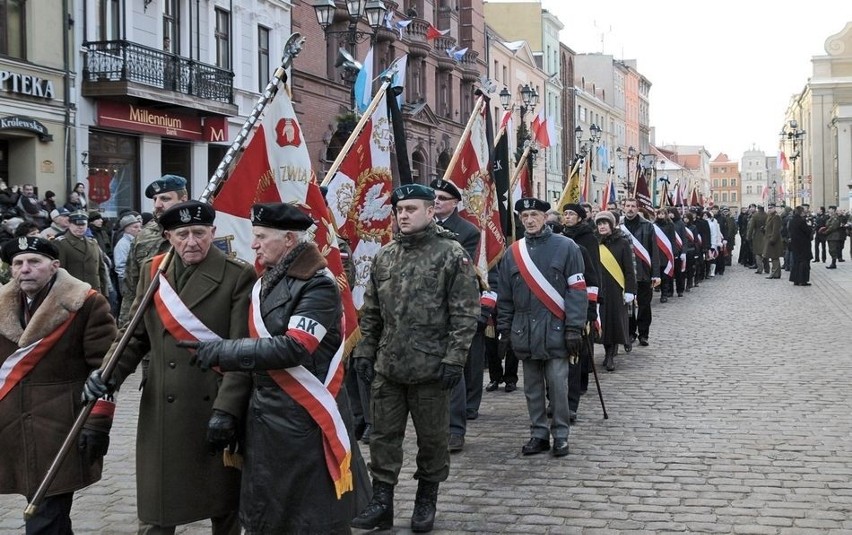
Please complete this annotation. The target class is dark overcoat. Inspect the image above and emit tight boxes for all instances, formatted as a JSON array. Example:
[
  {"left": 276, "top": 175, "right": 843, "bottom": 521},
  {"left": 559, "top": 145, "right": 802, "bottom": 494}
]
[
  {"left": 0, "top": 269, "right": 116, "bottom": 497},
  {"left": 438, "top": 209, "right": 481, "bottom": 261},
  {"left": 56, "top": 232, "right": 109, "bottom": 294},
  {"left": 596, "top": 229, "right": 637, "bottom": 345},
  {"left": 110, "top": 246, "right": 256, "bottom": 526},
  {"left": 763, "top": 212, "right": 784, "bottom": 258},
  {"left": 788, "top": 213, "right": 813, "bottom": 260}
]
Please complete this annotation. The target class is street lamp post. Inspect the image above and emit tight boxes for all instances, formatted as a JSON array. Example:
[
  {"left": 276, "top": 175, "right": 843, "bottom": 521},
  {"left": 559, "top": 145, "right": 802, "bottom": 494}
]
[
  {"left": 574, "top": 124, "right": 601, "bottom": 200},
  {"left": 312, "top": 0, "right": 387, "bottom": 109},
  {"left": 616, "top": 145, "right": 636, "bottom": 197},
  {"left": 500, "top": 83, "right": 540, "bottom": 166},
  {"left": 780, "top": 119, "right": 806, "bottom": 206},
  {"left": 771, "top": 180, "right": 778, "bottom": 205}
]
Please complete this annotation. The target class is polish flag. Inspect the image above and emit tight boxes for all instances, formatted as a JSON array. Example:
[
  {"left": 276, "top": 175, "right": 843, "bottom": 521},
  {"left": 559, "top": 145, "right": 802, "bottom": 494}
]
[
  {"left": 778, "top": 151, "right": 790, "bottom": 171},
  {"left": 531, "top": 110, "right": 556, "bottom": 148},
  {"left": 426, "top": 25, "right": 450, "bottom": 40}
]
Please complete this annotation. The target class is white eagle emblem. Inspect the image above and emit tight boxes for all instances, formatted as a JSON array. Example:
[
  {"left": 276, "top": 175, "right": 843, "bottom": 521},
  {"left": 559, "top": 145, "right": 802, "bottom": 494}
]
[
  {"left": 179, "top": 208, "right": 192, "bottom": 223},
  {"left": 358, "top": 183, "right": 393, "bottom": 224},
  {"left": 18, "top": 237, "right": 28, "bottom": 250}
]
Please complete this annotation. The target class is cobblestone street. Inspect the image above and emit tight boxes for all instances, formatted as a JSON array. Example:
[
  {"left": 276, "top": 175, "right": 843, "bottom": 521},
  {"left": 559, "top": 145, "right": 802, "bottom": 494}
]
[{"left": 3, "top": 260, "right": 852, "bottom": 533}]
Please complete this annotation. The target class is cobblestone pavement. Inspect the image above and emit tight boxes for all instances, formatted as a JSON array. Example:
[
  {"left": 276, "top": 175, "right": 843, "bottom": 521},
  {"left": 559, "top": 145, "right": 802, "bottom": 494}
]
[{"left": 3, "top": 258, "right": 852, "bottom": 533}]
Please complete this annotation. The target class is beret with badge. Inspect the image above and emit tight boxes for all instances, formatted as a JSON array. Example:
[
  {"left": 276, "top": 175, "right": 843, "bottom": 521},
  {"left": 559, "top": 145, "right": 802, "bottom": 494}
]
[
  {"left": 159, "top": 200, "right": 216, "bottom": 231},
  {"left": 250, "top": 202, "right": 314, "bottom": 231},
  {"left": 391, "top": 183, "right": 435, "bottom": 206},
  {"left": 429, "top": 178, "right": 461, "bottom": 201},
  {"left": 144, "top": 174, "right": 187, "bottom": 199},
  {"left": 2, "top": 236, "right": 59, "bottom": 264},
  {"left": 514, "top": 197, "right": 550, "bottom": 213}
]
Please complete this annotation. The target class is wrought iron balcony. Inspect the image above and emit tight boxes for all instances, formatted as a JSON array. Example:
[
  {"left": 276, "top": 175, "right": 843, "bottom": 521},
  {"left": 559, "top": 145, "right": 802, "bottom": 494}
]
[{"left": 82, "top": 40, "right": 234, "bottom": 106}]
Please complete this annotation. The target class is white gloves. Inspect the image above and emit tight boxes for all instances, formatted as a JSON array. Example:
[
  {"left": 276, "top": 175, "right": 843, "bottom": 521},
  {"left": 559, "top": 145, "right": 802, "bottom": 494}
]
[{"left": 624, "top": 292, "right": 635, "bottom": 304}]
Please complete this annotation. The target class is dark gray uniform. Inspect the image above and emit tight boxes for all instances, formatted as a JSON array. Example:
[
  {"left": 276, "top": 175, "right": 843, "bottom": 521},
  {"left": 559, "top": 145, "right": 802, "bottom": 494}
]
[{"left": 496, "top": 225, "right": 587, "bottom": 443}]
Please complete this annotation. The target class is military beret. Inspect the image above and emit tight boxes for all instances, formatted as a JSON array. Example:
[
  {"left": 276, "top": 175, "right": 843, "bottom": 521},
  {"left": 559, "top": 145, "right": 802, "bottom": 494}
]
[
  {"left": 562, "top": 203, "right": 587, "bottom": 220},
  {"left": 69, "top": 211, "right": 89, "bottom": 223},
  {"left": 391, "top": 184, "right": 436, "bottom": 206},
  {"left": 767, "top": 202, "right": 776, "bottom": 208},
  {"left": 595, "top": 210, "right": 617, "bottom": 228},
  {"left": 514, "top": 197, "right": 550, "bottom": 213},
  {"left": 429, "top": 178, "right": 461, "bottom": 201},
  {"left": 50, "top": 207, "right": 70, "bottom": 220},
  {"left": 1, "top": 236, "right": 59, "bottom": 264},
  {"left": 250, "top": 202, "right": 314, "bottom": 231},
  {"left": 159, "top": 201, "right": 216, "bottom": 231},
  {"left": 144, "top": 174, "right": 187, "bottom": 199}
]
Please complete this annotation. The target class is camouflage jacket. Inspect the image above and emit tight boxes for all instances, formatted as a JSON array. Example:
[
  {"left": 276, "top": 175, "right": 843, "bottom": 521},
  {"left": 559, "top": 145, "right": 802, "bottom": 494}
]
[
  {"left": 125, "top": 219, "right": 169, "bottom": 294},
  {"left": 354, "top": 222, "right": 479, "bottom": 384}
]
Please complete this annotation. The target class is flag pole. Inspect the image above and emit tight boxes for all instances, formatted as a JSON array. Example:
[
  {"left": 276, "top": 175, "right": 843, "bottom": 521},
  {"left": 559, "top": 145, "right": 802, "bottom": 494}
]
[
  {"left": 441, "top": 94, "right": 486, "bottom": 182},
  {"left": 23, "top": 33, "right": 307, "bottom": 523},
  {"left": 320, "top": 78, "right": 392, "bottom": 187},
  {"left": 509, "top": 144, "right": 532, "bottom": 191}
]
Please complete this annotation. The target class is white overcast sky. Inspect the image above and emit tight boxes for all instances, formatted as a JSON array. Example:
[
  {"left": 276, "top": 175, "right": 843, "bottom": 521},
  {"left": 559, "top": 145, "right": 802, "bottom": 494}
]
[{"left": 488, "top": 0, "right": 851, "bottom": 160}]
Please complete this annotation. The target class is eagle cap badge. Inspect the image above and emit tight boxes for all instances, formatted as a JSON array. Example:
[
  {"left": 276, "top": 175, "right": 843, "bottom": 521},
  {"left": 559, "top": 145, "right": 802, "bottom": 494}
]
[{"left": 179, "top": 208, "right": 192, "bottom": 223}]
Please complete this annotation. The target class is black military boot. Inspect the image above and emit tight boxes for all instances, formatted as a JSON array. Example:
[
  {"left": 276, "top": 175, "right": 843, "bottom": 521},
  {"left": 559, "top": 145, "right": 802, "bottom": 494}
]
[
  {"left": 411, "top": 480, "right": 439, "bottom": 532},
  {"left": 351, "top": 480, "right": 394, "bottom": 530}
]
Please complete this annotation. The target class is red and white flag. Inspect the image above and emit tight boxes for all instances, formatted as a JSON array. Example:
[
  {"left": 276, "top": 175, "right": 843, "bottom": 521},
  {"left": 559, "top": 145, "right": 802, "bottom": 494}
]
[
  {"left": 447, "top": 98, "right": 506, "bottom": 272},
  {"left": 531, "top": 110, "right": 556, "bottom": 148},
  {"left": 426, "top": 25, "right": 450, "bottom": 40},
  {"left": 325, "top": 98, "right": 394, "bottom": 310},
  {"left": 211, "top": 84, "right": 360, "bottom": 354}
]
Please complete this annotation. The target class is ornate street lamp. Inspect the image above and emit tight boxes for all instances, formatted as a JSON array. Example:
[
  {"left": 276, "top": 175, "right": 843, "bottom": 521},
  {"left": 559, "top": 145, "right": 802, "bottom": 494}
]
[
  {"left": 780, "top": 119, "right": 806, "bottom": 206},
  {"left": 617, "top": 145, "right": 637, "bottom": 196}
]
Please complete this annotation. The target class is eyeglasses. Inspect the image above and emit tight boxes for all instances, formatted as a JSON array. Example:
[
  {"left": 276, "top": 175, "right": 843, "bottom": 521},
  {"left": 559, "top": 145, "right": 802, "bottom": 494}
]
[{"left": 435, "top": 195, "right": 455, "bottom": 202}]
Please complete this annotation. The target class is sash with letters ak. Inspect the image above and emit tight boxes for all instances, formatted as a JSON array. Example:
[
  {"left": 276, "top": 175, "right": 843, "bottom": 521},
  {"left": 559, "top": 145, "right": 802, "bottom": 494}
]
[
  {"left": 0, "top": 289, "right": 96, "bottom": 401},
  {"left": 248, "top": 277, "right": 352, "bottom": 499},
  {"left": 511, "top": 238, "right": 586, "bottom": 321}
]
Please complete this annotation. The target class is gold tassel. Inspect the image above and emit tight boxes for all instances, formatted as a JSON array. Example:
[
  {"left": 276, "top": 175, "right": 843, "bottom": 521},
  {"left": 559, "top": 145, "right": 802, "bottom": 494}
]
[
  {"left": 333, "top": 452, "right": 354, "bottom": 499},
  {"left": 223, "top": 449, "right": 243, "bottom": 470}
]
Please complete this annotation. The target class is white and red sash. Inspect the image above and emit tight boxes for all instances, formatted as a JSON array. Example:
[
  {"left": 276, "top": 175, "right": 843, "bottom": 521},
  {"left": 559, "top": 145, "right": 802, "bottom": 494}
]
[
  {"left": 620, "top": 224, "right": 652, "bottom": 269},
  {"left": 684, "top": 226, "right": 695, "bottom": 244},
  {"left": 248, "top": 278, "right": 352, "bottom": 499},
  {"left": 511, "top": 239, "right": 585, "bottom": 321},
  {"left": 151, "top": 255, "right": 221, "bottom": 344},
  {"left": 653, "top": 225, "right": 675, "bottom": 277},
  {"left": 0, "top": 290, "right": 96, "bottom": 402}
]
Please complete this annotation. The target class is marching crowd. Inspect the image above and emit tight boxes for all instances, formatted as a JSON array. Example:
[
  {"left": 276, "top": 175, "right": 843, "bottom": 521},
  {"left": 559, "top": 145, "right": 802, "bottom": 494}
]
[{"left": 2, "top": 172, "right": 850, "bottom": 534}]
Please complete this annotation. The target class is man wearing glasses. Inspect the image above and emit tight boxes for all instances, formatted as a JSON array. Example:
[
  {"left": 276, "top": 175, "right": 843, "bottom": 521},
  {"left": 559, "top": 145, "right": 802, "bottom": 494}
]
[{"left": 429, "top": 178, "right": 479, "bottom": 261}]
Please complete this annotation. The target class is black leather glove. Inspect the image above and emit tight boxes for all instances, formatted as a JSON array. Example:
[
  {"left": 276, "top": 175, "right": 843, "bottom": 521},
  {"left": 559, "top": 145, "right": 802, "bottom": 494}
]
[
  {"left": 78, "top": 428, "right": 110, "bottom": 466},
  {"left": 439, "top": 363, "right": 464, "bottom": 391},
  {"left": 178, "top": 339, "right": 259, "bottom": 371},
  {"left": 82, "top": 369, "right": 115, "bottom": 403},
  {"left": 207, "top": 409, "right": 238, "bottom": 454},
  {"left": 586, "top": 304, "right": 597, "bottom": 323},
  {"left": 352, "top": 357, "right": 375, "bottom": 384},
  {"left": 564, "top": 329, "right": 583, "bottom": 356}
]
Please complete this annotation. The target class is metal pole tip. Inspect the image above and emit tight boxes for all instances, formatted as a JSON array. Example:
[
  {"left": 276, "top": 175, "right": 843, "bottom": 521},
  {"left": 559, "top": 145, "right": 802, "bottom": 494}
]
[{"left": 24, "top": 503, "right": 37, "bottom": 521}]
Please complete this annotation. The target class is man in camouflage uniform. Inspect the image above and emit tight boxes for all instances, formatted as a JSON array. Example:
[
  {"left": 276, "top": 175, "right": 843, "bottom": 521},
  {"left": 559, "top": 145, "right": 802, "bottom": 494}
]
[
  {"left": 351, "top": 184, "right": 479, "bottom": 533},
  {"left": 121, "top": 175, "right": 188, "bottom": 327},
  {"left": 824, "top": 205, "right": 845, "bottom": 269}
]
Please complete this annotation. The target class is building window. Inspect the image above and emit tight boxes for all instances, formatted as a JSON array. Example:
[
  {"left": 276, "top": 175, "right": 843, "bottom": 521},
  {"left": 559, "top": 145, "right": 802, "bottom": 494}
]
[
  {"left": 731, "top": 192, "right": 737, "bottom": 202},
  {"left": 722, "top": 178, "right": 727, "bottom": 187},
  {"left": 731, "top": 178, "right": 736, "bottom": 187},
  {"left": 215, "top": 8, "right": 230, "bottom": 70},
  {"left": 258, "top": 25, "right": 270, "bottom": 92},
  {"left": 713, "top": 179, "right": 719, "bottom": 188},
  {"left": 163, "top": 0, "right": 178, "bottom": 53},
  {"left": 747, "top": 185, "right": 752, "bottom": 194},
  {"left": 0, "top": 0, "right": 26, "bottom": 58},
  {"left": 97, "top": 0, "right": 120, "bottom": 41}
]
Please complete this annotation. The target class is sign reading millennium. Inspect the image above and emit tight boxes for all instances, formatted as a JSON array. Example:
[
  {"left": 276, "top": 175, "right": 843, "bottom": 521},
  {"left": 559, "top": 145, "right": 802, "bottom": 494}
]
[{"left": 97, "top": 101, "right": 203, "bottom": 141}]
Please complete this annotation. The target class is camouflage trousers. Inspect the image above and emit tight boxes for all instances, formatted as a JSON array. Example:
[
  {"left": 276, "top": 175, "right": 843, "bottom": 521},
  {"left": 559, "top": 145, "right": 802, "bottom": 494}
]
[{"left": 368, "top": 374, "right": 450, "bottom": 486}]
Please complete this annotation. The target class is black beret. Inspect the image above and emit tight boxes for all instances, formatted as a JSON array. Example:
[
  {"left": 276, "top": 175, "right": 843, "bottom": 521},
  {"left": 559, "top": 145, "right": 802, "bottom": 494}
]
[
  {"left": 515, "top": 197, "right": 550, "bottom": 213},
  {"left": 88, "top": 211, "right": 103, "bottom": 222},
  {"left": 562, "top": 203, "right": 587, "bottom": 219},
  {"left": 159, "top": 201, "right": 216, "bottom": 231},
  {"left": 767, "top": 202, "right": 776, "bottom": 208},
  {"left": 2, "top": 236, "right": 59, "bottom": 264},
  {"left": 391, "top": 184, "right": 435, "bottom": 206},
  {"left": 144, "top": 174, "right": 187, "bottom": 199},
  {"left": 250, "top": 202, "right": 314, "bottom": 231},
  {"left": 429, "top": 179, "right": 461, "bottom": 200}
]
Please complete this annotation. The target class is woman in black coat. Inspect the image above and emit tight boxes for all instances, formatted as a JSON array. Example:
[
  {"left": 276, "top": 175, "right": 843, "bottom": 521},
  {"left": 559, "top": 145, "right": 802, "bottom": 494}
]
[
  {"left": 594, "top": 211, "right": 637, "bottom": 371},
  {"left": 788, "top": 205, "right": 814, "bottom": 286}
]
